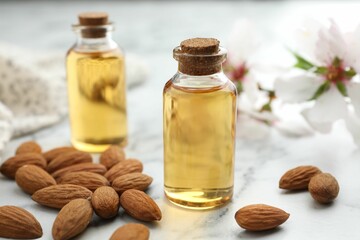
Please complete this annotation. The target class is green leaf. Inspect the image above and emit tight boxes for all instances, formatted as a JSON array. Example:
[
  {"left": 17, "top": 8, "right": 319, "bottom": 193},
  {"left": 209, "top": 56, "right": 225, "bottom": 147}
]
[
  {"left": 257, "top": 84, "right": 276, "bottom": 98},
  {"left": 314, "top": 67, "right": 327, "bottom": 74},
  {"left": 309, "top": 81, "right": 331, "bottom": 100},
  {"left": 236, "top": 81, "right": 243, "bottom": 93},
  {"left": 290, "top": 50, "right": 315, "bottom": 70},
  {"left": 345, "top": 67, "right": 357, "bottom": 78},
  {"left": 260, "top": 102, "right": 272, "bottom": 112},
  {"left": 268, "top": 90, "right": 276, "bottom": 99},
  {"left": 336, "top": 81, "right": 348, "bottom": 96},
  {"left": 333, "top": 57, "right": 341, "bottom": 67}
]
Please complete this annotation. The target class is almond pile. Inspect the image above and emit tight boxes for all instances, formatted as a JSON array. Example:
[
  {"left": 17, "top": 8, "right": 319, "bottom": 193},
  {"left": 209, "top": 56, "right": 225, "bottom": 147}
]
[
  {"left": 0, "top": 141, "right": 159, "bottom": 239},
  {"left": 0, "top": 141, "right": 342, "bottom": 238}
]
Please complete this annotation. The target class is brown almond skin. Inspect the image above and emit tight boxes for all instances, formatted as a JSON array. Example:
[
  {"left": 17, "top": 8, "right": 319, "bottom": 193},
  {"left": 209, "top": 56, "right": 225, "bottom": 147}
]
[
  {"left": 279, "top": 165, "right": 322, "bottom": 190},
  {"left": 100, "top": 145, "right": 126, "bottom": 169},
  {"left": 47, "top": 151, "right": 92, "bottom": 173},
  {"left": 51, "top": 163, "right": 107, "bottom": 180},
  {"left": 0, "top": 206, "right": 43, "bottom": 239},
  {"left": 58, "top": 171, "right": 109, "bottom": 191},
  {"left": 16, "top": 141, "right": 42, "bottom": 155},
  {"left": 43, "top": 146, "right": 76, "bottom": 163},
  {"left": 112, "top": 173, "right": 153, "bottom": 194},
  {"left": 91, "top": 186, "right": 120, "bottom": 219},
  {"left": 0, "top": 153, "right": 47, "bottom": 179},
  {"left": 15, "top": 165, "right": 56, "bottom": 194},
  {"left": 110, "top": 223, "right": 150, "bottom": 240},
  {"left": 105, "top": 159, "right": 143, "bottom": 183},
  {"left": 235, "top": 204, "right": 290, "bottom": 231},
  {"left": 309, "top": 173, "right": 339, "bottom": 204},
  {"left": 32, "top": 184, "right": 92, "bottom": 209},
  {"left": 120, "top": 189, "right": 161, "bottom": 222},
  {"left": 52, "top": 199, "right": 93, "bottom": 240}
]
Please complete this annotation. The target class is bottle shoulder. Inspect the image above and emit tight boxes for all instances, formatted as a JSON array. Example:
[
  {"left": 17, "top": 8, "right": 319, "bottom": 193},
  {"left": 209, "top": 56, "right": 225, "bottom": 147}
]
[
  {"left": 164, "top": 72, "right": 237, "bottom": 95},
  {"left": 66, "top": 46, "right": 124, "bottom": 60},
  {"left": 70, "top": 38, "right": 122, "bottom": 54}
]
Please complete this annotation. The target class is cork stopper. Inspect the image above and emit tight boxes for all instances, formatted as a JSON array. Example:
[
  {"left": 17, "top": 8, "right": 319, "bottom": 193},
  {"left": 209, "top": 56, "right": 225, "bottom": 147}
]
[
  {"left": 180, "top": 38, "right": 219, "bottom": 55},
  {"left": 79, "top": 12, "right": 108, "bottom": 26},
  {"left": 174, "top": 38, "right": 226, "bottom": 76},
  {"left": 78, "top": 12, "right": 109, "bottom": 38}
]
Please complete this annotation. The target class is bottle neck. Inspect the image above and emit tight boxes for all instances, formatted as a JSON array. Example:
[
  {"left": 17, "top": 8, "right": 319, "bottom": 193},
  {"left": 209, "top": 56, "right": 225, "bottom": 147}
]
[
  {"left": 74, "top": 31, "right": 118, "bottom": 52},
  {"left": 173, "top": 46, "right": 227, "bottom": 76},
  {"left": 178, "top": 63, "right": 223, "bottom": 76}
]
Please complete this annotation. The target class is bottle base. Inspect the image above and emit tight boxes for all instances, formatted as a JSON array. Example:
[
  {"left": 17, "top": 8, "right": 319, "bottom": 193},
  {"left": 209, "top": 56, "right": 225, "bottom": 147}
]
[
  {"left": 71, "top": 138, "right": 127, "bottom": 153},
  {"left": 164, "top": 186, "right": 233, "bottom": 210}
]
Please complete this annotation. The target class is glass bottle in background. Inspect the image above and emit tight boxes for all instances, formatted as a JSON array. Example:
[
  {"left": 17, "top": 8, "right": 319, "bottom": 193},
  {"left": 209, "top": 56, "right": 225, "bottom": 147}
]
[
  {"left": 66, "top": 12, "right": 127, "bottom": 153},
  {"left": 163, "top": 38, "right": 237, "bottom": 209}
]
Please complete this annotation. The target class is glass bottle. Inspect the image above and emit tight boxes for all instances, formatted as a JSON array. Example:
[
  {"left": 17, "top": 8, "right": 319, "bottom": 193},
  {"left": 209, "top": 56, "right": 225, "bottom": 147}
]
[
  {"left": 66, "top": 12, "right": 127, "bottom": 153},
  {"left": 163, "top": 38, "right": 237, "bottom": 209}
]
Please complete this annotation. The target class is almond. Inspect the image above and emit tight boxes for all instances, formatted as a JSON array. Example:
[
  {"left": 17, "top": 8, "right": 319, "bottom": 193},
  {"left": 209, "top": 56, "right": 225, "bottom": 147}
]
[
  {"left": 120, "top": 189, "right": 161, "bottom": 222},
  {"left": 47, "top": 151, "right": 92, "bottom": 173},
  {"left": 15, "top": 141, "right": 42, "bottom": 155},
  {"left": 235, "top": 204, "right": 289, "bottom": 231},
  {"left": 52, "top": 199, "right": 93, "bottom": 240},
  {"left": 51, "top": 163, "right": 107, "bottom": 180},
  {"left": 309, "top": 173, "right": 339, "bottom": 204},
  {"left": 110, "top": 223, "right": 150, "bottom": 240},
  {"left": 100, "top": 145, "right": 126, "bottom": 169},
  {"left": 15, "top": 165, "right": 56, "bottom": 194},
  {"left": 43, "top": 146, "right": 76, "bottom": 163},
  {"left": 91, "top": 186, "right": 119, "bottom": 219},
  {"left": 0, "top": 205, "right": 43, "bottom": 239},
  {"left": 0, "top": 153, "right": 47, "bottom": 179},
  {"left": 279, "top": 165, "right": 322, "bottom": 190},
  {"left": 112, "top": 173, "right": 153, "bottom": 194},
  {"left": 32, "top": 184, "right": 92, "bottom": 209},
  {"left": 105, "top": 159, "right": 143, "bottom": 183},
  {"left": 58, "top": 171, "right": 109, "bottom": 191}
]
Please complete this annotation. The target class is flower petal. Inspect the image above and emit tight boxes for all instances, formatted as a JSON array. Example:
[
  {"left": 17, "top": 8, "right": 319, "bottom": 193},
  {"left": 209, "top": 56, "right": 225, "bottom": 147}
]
[
  {"left": 348, "top": 82, "right": 360, "bottom": 118},
  {"left": 242, "top": 72, "right": 261, "bottom": 103},
  {"left": 274, "top": 74, "right": 323, "bottom": 103},
  {"left": 301, "top": 86, "right": 348, "bottom": 133},
  {"left": 238, "top": 91, "right": 278, "bottom": 123},
  {"left": 275, "top": 119, "right": 314, "bottom": 137},
  {"left": 345, "top": 109, "right": 360, "bottom": 146},
  {"left": 344, "top": 25, "right": 360, "bottom": 73},
  {"left": 294, "top": 18, "right": 323, "bottom": 65},
  {"left": 227, "top": 19, "right": 261, "bottom": 67},
  {"left": 236, "top": 114, "right": 270, "bottom": 140},
  {"left": 273, "top": 102, "right": 314, "bottom": 137},
  {"left": 315, "top": 20, "right": 348, "bottom": 65}
]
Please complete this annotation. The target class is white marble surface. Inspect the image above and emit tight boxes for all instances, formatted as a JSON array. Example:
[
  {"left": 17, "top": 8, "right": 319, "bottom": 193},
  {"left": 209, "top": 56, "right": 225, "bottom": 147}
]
[{"left": 1, "top": 1, "right": 360, "bottom": 239}]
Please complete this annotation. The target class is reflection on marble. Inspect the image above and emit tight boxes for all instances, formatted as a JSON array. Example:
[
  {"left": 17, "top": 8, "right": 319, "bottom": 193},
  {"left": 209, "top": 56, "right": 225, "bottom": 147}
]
[{"left": 1, "top": 1, "right": 360, "bottom": 239}]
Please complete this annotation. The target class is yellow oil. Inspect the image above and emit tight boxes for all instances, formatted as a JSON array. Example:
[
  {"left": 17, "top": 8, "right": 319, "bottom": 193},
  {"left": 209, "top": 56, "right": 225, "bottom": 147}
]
[
  {"left": 66, "top": 49, "right": 127, "bottom": 152},
  {"left": 163, "top": 80, "right": 237, "bottom": 209}
]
